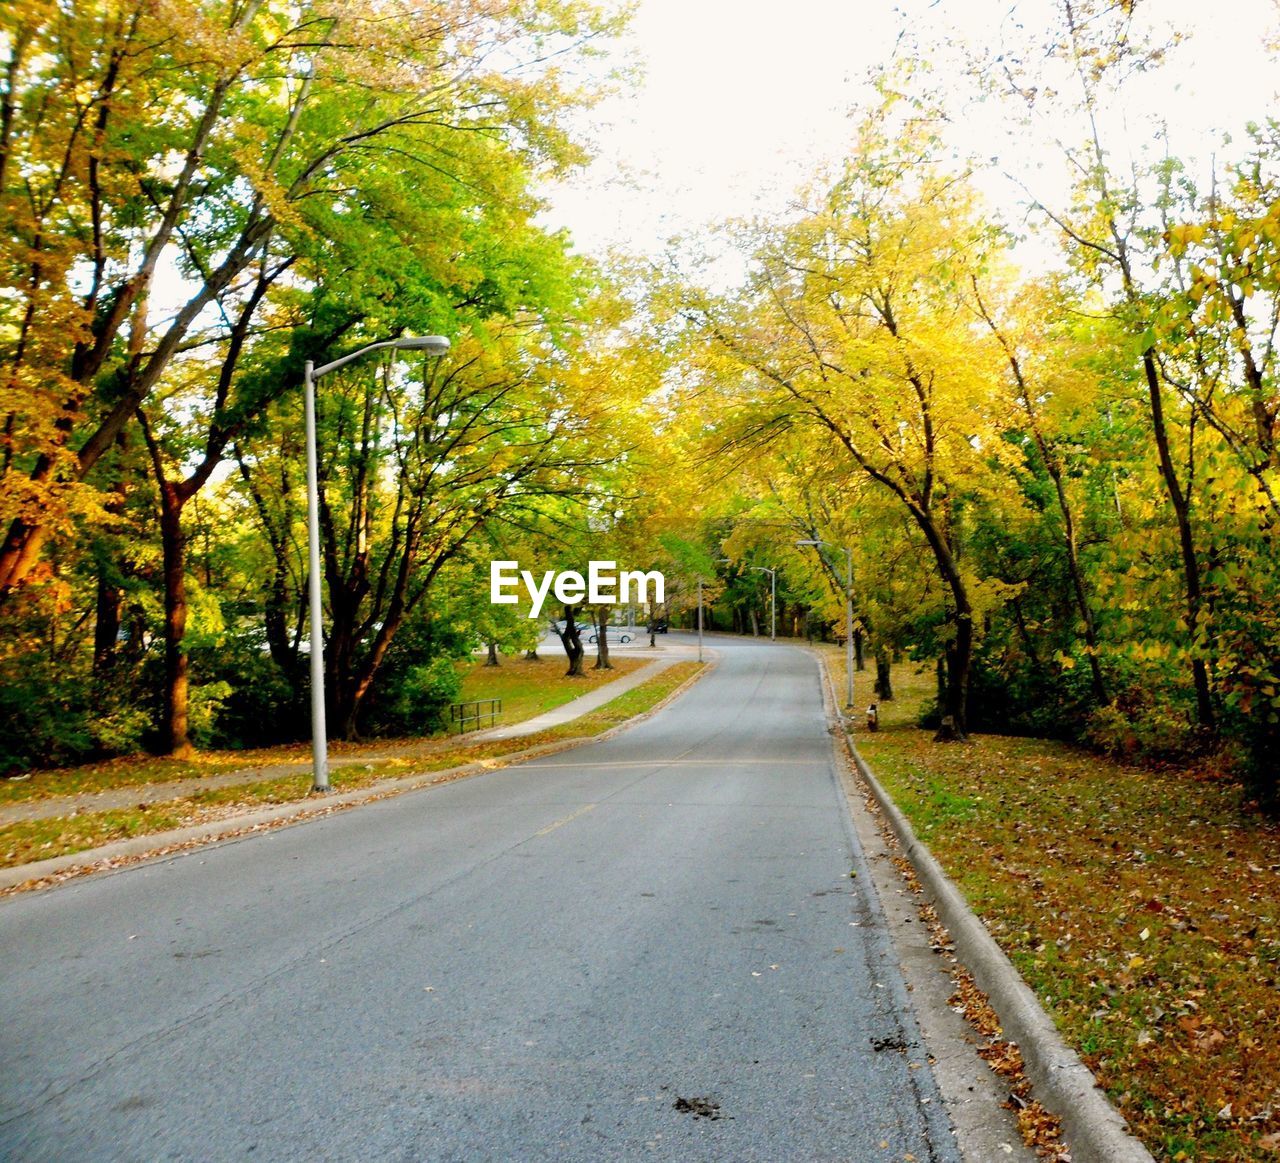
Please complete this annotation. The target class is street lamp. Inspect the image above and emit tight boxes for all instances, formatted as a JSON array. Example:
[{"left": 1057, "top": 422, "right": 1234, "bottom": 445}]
[
  {"left": 750, "top": 566, "right": 776, "bottom": 641},
  {"left": 796, "top": 539, "right": 853, "bottom": 710},
  {"left": 305, "top": 335, "right": 450, "bottom": 792}
]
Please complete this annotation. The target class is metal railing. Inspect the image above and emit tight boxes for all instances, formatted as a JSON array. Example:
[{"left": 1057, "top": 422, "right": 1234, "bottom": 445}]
[{"left": 449, "top": 698, "right": 501, "bottom": 734}]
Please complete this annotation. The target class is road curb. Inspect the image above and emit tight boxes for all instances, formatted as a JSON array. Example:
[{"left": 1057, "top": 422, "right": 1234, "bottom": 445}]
[
  {"left": 0, "top": 658, "right": 714, "bottom": 895},
  {"left": 810, "top": 653, "right": 1154, "bottom": 1163}
]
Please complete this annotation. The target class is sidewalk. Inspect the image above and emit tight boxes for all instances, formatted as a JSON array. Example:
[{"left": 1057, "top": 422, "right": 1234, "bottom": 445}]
[
  {"left": 466, "top": 654, "right": 678, "bottom": 741},
  {"left": 0, "top": 650, "right": 688, "bottom": 827}
]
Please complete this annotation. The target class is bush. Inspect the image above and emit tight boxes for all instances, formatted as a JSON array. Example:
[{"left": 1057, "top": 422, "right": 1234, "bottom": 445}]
[
  {"left": 89, "top": 702, "right": 152, "bottom": 756},
  {"left": 1218, "top": 698, "right": 1280, "bottom": 814},
  {"left": 192, "top": 637, "right": 306, "bottom": 750},
  {"left": 916, "top": 644, "right": 1107, "bottom": 739},
  {"left": 0, "top": 658, "right": 94, "bottom": 773},
  {"left": 1084, "top": 687, "right": 1202, "bottom": 763},
  {"left": 363, "top": 655, "right": 462, "bottom": 737},
  {"left": 188, "top": 680, "right": 233, "bottom": 748},
  {"left": 1240, "top": 720, "right": 1280, "bottom": 814}
]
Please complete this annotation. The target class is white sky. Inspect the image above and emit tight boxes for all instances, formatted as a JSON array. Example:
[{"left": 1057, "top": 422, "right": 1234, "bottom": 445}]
[{"left": 540, "top": 0, "right": 1280, "bottom": 270}]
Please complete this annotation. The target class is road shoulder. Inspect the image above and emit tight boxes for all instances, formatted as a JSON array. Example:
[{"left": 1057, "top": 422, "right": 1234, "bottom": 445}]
[
  {"left": 809, "top": 649, "right": 1038, "bottom": 1162},
  {"left": 811, "top": 648, "right": 1154, "bottom": 1163}
]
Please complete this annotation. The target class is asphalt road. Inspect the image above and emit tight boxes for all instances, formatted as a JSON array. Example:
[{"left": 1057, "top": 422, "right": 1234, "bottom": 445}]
[{"left": 0, "top": 636, "right": 959, "bottom": 1162}]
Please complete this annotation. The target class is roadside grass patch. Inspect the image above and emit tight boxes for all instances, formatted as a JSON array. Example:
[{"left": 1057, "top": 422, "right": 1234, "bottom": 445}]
[
  {"left": 842, "top": 654, "right": 1280, "bottom": 1161},
  {"left": 0, "top": 651, "right": 648, "bottom": 805},
  {"left": 456, "top": 652, "right": 645, "bottom": 724},
  {"left": 0, "top": 752, "right": 300, "bottom": 806},
  {"left": 0, "top": 661, "right": 704, "bottom": 872}
]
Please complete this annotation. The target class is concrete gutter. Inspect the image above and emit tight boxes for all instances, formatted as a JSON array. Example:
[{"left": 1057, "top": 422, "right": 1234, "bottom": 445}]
[
  {"left": 815, "top": 654, "right": 1154, "bottom": 1162},
  {"left": 1, "top": 658, "right": 713, "bottom": 895}
]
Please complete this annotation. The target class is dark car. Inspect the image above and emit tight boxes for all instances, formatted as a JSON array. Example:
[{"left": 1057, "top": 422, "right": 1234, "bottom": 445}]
[{"left": 647, "top": 619, "right": 668, "bottom": 634}]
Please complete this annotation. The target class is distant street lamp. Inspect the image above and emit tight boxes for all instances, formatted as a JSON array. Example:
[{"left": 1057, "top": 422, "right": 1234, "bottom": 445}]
[
  {"left": 306, "top": 335, "right": 450, "bottom": 792},
  {"left": 750, "top": 566, "right": 777, "bottom": 641},
  {"left": 796, "top": 539, "right": 853, "bottom": 709}
]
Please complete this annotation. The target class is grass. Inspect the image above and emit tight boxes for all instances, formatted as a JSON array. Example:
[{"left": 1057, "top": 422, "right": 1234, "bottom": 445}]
[
  {"left": 456, "top": 652, "right": 645, "bottom": 723},
  {"left": 832, "top": 649, "right": 1280, "bottom": 1161},
  {"left": 0, "top": 650, "right": 649, "bottom": 806},
  {"left": 0, "top": 660, "right": 704, "bottom": 873},
  {"left": 0, "top": 751, "right": 303, "bottom": 806}
]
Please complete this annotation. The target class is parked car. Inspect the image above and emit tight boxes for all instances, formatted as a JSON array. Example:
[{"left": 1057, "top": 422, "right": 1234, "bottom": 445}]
[
  {"left": 647, "top": 619, "right": 668, "bottom": 634},
  {"left": 588, "top": 629, "right": 632, "bottom": 644}
]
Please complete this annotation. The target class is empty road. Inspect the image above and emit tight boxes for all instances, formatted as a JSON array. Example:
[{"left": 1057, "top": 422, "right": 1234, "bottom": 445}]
[{"left": 1, "top": 636, "right": 959, "bottom": 1161}]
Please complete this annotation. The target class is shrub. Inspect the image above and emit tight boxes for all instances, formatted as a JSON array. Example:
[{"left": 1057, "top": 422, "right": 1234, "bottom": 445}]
[
  {"left": 89, "top": 702, "right": 152, "bottom": 756},
  {"left": 1084, "top": 687, "right": 1202, "bottom": 763},
  {"left": 0, "top": 658, "right": 94, "bottom": 773},
  {"left": 363, "top": 655, "right": 462, "bottom": 737},
  {"left": 192, "top": 637, "right": 306, "bottom": 749},
  {"left": 188, "top": 680, "right": 233, "bottom": 749}
]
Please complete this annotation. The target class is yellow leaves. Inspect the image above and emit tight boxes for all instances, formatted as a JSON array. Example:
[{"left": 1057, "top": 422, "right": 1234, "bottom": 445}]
[
  {"left": 1166, "top": 222, "right": 1206, "bottom": 254},
  {"left": 1129, "top": 640, "right": 1171, "bottom": 663},
  {"left": 149, "top": 0, "right": 260, "bottom": 74},
  {"left": 230, "top": 133, "right": 304, "bottom": 232}
]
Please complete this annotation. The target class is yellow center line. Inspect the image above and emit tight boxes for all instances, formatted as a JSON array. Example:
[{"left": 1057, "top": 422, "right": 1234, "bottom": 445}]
[{"left": 533, "top": 802, "right": 598, "bottom": 837}]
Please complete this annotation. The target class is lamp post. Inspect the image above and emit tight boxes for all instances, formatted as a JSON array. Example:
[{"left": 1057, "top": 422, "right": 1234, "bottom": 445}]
[
  {"left": 750, "top": 566, "right": 776, "bottom": 641},
  {"left": 796, "top": 539, "right": 853, "bottom": 710},
  {"left": 306, "top": 335, "right": 450, "bottom": 792}
]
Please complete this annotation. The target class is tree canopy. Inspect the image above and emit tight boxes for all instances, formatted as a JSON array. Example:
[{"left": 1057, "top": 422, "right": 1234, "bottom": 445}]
[{"left": 3, "top": 0, "right": 1280, "bottom": 813}]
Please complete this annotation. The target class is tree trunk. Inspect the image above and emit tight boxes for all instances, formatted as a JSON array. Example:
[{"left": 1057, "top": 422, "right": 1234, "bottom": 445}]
[
  {"left": 854, "top": 629, "right": 865, "bottom": 671},
  {"left": 908, "top": 509, "right": 972, "bottom": 740},
  {"left": 555, "top": 604, "right": 585, "bottom": 676},
  {"left": 93, "top": 571, "right": 122, "bottom": 679},
  {"left": 749, "top": 607, "right": 759, "bottom": 637},
  {"left": 937, "top": 627, "right": 971, "bottom": 742},
  {"left": 524, "top": 648, "right": 539, "bottom": 661},
  {"left": 158, "top": 488, "right": 194, "bottom": 759},
  {"left": 1011, "top": 595, "right": 1042, "bottom": 667},
  {"left": 92, "top": 457, "right": 130, "bottom": 680},
  {"left": 973, "top": 278, "right": 1108, "bottom": 705},
  {"left": 486, "top": 641, "right": 500, "bottom": 666},
  {"left": 1140, "top": 351, "right": 1214, "bottom": 729},
  {"left": 593, "top": 607, "right": 612, "bottom": 669},
  {"left": 263, "top": 551, "right": 296, "bottom": 680},
  {"left": 874, "top": 650, "right": 893, "bottom": 701}
]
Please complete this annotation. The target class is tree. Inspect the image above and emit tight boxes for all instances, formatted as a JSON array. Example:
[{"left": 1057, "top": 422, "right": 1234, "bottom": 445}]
[
  {"left": 238, "top": 321, "right": 605, "bottom": 738},
  {"left": 0, "top": 0, "right": 622, "bottom": 603},
  {"left": 999, "top": 0, "right": 1216, "bottom": 728},
  {"left": 682, "top": 99, "right": 1007, "bottom": 739}
]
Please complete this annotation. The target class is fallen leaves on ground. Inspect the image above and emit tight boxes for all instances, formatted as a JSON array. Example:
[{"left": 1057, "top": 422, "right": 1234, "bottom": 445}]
[{"left": 860, "top": 665, "right": 1280, "bottom": 1162}]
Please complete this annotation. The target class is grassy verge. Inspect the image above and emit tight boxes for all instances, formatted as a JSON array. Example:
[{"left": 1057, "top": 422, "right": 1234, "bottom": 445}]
[
  {"left": 842, "top": 653, "right": 1280, "bottom": 1161},
  {"left": 456, "top": 652, "right": 645, "bottom": 723},
  {"left": 0, "top": 652, "right": 647, "bottom": 806},
  {"left": 0, "top": 660, "right": 703, "bottom": 873}
]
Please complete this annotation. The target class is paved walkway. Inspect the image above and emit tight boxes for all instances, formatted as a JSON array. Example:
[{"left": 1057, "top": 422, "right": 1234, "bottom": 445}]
[
  {"left": 466, "top": 654, "right": 678, "bottom": 741},
  {"left": 0, "top": 648, "right": 690, "bottom": 827}
]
